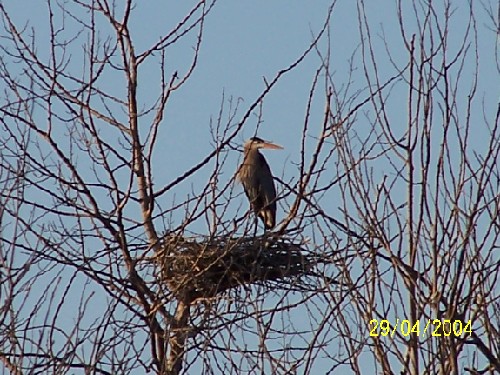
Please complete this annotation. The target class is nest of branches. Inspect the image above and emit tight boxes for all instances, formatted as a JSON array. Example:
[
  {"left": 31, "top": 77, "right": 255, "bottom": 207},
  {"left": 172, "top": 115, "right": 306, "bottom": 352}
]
[{"left": 158, "top": 232, "right": 312, "bottom": 300}]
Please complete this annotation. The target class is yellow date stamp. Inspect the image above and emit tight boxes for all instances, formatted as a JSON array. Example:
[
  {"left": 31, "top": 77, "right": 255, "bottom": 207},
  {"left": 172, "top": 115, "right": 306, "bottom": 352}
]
[{"left": 369, "top": 319, "right": 472, "bottom": 338}]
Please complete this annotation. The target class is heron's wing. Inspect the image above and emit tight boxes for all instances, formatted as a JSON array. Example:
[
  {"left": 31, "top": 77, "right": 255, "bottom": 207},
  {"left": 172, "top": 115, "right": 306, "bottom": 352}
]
[
  {"left": 256, "top": 154, "right": 277, "bottom": 210},
  {"left": 241, "top": 174, "right": 263, "bottom": 211},
  {"left": 254, "top": 153, "right": 277, "bottom": 228}
]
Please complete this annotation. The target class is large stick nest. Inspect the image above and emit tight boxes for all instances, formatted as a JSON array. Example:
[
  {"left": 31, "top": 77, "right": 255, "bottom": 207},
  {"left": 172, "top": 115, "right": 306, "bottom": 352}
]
[{"left": 158, "top": 233, "right": 312, "bottom": 300}]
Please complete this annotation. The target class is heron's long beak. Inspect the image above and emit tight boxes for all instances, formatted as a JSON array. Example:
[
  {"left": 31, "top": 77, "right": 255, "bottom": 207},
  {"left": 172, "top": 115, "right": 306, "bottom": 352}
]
[{"left": 261, "top": 141, "right": 283, "bottom": 150}]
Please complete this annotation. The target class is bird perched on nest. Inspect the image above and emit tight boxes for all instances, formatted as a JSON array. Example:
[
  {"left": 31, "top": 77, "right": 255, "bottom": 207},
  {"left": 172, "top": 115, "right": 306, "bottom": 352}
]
[{"left": 237, "top": 137, "right": 283, "bottom": 230}]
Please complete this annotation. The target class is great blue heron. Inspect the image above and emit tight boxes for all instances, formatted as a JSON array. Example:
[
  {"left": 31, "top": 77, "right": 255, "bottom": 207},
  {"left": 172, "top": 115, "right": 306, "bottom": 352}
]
[{"left": 237, "top": 137, "right": 283, "bottom": 230}]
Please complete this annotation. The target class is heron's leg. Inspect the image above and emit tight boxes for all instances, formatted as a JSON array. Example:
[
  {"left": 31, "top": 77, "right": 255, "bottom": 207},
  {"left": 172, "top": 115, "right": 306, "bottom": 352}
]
[
  {"left": 252, "top": 215, "right": 259, "bottom": 238},
  {"left": 262, "top": 227, "right": 271, "bottom": 249}
]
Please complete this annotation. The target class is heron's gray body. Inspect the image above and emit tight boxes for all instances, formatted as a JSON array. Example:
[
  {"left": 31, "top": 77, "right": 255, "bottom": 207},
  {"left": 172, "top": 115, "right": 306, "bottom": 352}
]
[{"left": 237, "top": 137, "right": 282, "bottom": 229}]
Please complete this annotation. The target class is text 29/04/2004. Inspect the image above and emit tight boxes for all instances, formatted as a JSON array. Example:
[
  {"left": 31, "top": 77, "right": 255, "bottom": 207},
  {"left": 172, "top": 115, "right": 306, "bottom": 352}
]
[{"left": 368, "top": 319, "right": 472, "bottom": 338}]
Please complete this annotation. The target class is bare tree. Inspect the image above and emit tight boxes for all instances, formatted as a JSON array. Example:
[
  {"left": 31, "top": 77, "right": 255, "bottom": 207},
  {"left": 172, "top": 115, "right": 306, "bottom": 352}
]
[{"left": 0, "top": 1, "right": 498, "bottom": 374}]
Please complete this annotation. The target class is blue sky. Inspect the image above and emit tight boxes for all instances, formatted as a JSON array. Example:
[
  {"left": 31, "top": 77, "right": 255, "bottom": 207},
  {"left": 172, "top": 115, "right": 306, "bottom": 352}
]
[{"left": 4, "top": 1, "right": 496, "bottom": 226}]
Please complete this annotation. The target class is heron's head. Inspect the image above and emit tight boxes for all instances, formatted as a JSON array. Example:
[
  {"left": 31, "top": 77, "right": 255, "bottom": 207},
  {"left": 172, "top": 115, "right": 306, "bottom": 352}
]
[{"left": 245, "top": 137, "right": 283, "bottom": 151}]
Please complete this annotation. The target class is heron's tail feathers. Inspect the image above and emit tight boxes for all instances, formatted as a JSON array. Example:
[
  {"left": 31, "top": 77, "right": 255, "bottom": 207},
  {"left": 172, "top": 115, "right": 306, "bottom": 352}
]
[{"left": 259, "top": 208, "right": 275, "bottom": 230}]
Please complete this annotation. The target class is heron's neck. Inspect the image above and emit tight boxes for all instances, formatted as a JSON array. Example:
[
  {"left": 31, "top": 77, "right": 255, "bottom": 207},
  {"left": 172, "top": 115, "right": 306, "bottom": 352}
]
[{"left": 244, "top": 148, "right": 261, "bottom": 159}]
